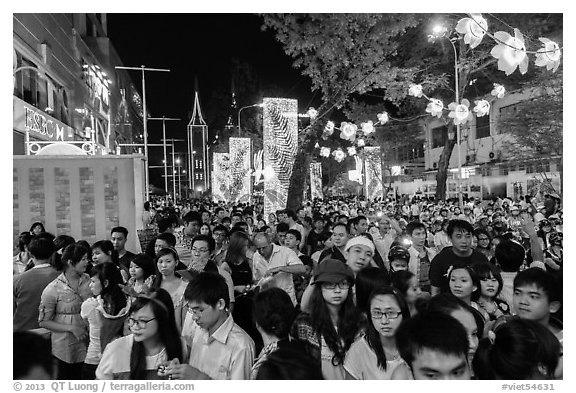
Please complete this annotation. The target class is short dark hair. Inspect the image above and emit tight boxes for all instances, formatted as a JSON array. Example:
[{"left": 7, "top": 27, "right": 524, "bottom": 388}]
[
  {"left": 192, "top": 234, "right": 216, "bottom": 253},
  {"left": 184, "top": 272, "right": 230, "bottom": 308},
  {"left": 13, "top": 331, "right": 53, "bottom": 379},
  {"left": 331, "top": 222, "right": 348, "bottom": 233},
  {"left": 158, "top": 217, "right": 177, "bottom": 233},
  {"left": 447, "top": 219, "right": 474, "bottom": 237},
  {"left": 284, "top": 209, "right": 297, "bottom": 221},
  {"left": 472, "top": 262, "right": 504, "bottom": 297},
  {"left": 156, "top": 232, "right": 177, "bottom": 247},
  {"left": 286, "top": 229, "right": 301, "bottom": 242},
  {"left": 396, "top": 311, "right": 469, "bottom": 367},
  {"left": 27, "top": 237, "right": 55, "bottom": 261},
  {"left": 183, "top": 211, "right": 202, "bottom": 225},
  {"left": 406, "top": 221, "right": 427, "bottom": 236},
  {"left": 111, "top": 226, "right": 128, "bottom": 237},
  {"left": 276, "top": 222, "right": 289, "bottom": 234},
  {"left": 513, "top": 267, "right": 561, "bottom": 303},
  {"left": 473, "top": 318, "right": 560, "bottom": 379},
  {"left": 212, "top": 224, "right": 229, "bottom": 237},
  {"left": 17, "top": 232, "right": 33, "bottom": 252},
  {"left": 427, "top": 293, "right": 485, "bottom": 336},
  {"left": 255, "top": 346, "right": 323, "bottom": 380},
  {"left": 252, "top": 288, "right": 296, "bottom": 339},
  {"left": 495, "top": 240, "right": 525, "bottom": 272}
]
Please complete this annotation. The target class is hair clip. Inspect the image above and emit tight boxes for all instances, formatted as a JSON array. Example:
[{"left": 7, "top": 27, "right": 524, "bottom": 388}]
[{"left": 487, "top": 330, "right": 496, "bottom": 344}]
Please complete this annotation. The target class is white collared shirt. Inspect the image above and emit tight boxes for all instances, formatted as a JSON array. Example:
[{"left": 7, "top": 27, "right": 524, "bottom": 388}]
[
  {"left": 184, "top": 315, "right": 255, "bottom": 380},
  {"left": 252, "top": 244, "right": 303, "bottom": 305}
]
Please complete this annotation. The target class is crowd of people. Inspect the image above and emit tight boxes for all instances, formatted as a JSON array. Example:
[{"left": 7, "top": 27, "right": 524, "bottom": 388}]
[{"left": 13, "top": 192, "right": 563, "bottom": 380}]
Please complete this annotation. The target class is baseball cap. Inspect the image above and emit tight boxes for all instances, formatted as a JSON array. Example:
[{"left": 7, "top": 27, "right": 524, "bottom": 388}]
[
  {"left": 345, "top": 236, "right": 375, "bottom": 253},
  {"left": 313, "top": 259, "right": 355, "bottom": 284}
]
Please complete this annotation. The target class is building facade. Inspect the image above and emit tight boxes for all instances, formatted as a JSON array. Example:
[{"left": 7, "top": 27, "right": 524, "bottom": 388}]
[
  {"left": 387, "top": 87, "right": 562, "bottom": 200},
  {"left": 13, "top": 13, "right": 143, "bottom": 156}
]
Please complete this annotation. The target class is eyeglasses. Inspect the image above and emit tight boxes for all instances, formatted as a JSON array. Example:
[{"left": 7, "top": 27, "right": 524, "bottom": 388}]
[
  {"left": 127, "top": 317, "right": 157, "bottom": 329},
  {"left": 185, "top": 303, "right": 206, "bottom": 315},
  {"left": 321, "top": 280, "right": 350, "bottom": 290},
  {"left": 370, "top": 310, "right": 401, "bottom": 320},
  {"left": 192, "top": 247, "right": 210, "bottom": 253}
]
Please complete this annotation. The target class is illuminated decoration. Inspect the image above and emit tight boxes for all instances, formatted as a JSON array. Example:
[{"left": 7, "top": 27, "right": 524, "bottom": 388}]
[
  {"left": 309, "top": 162, "right": 323, "bottom": 200},
  {"left": 490, "top": 28, "right": 528, "bottom": 76},
  {"left": 408, "top": 84, "right": 424, "bottom": 98},
  {"left": 347, "top": 146, "right": 357, "bottom": 156},
  {"left": 348, "top": 170, "right": 361, "bottom": 183},
  {"left": 535, "top": 38, "right": 561, "bottom": 72},
  {"left": 491, "top": 83, "right": 506, "bottom": 98},
  {"left": 473, "top": 100, "right": 490, "bottom": 117},
  {"left": 455, "top": 14, "right": 488, "bottom": 49},
  {"left": 426, "top": 99, "right": 444, "bottom": 118},
  {"left": 320, "top": 146, "right": 331, "bottom": 157},
  {"left": 354, "top": 155, "right": 363, "bottom": 184},
  {"left": 81, "top": 60, "right": 111, "bottom": 115},
  {"left": 340, "top": 122, "right": 357, "bottom": 141},
  {"left": 361, "top": 120, "right": 375, "bottom": 135},
  {"left": 263, "top": 98, "right": 298, "bottom": 218},
  {"left": 253, "top": 150, "right": 264, "bottom": 185},
  {"left": 332, "top": 148, "right": 346, "bottom": 162},
  {"left": 228, "top": 137, "right": 252, "bottom": 202},
  {"left": 212, "top": 153, "right": 230, "bottom": 202},
  {"left": 448, "top": 99, "right": 473, "bottom": 125},
  {"left": 364, "top": 147, "right": 383, "bottom": 200},
  {"left": 377, "top": 112, "right": 389, "bottom": 125}
]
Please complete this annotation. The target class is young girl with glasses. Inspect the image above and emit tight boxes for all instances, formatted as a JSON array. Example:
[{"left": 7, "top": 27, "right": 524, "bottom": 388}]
[
  {"left": 96, "top": 288, "right": 187, "bottom": 379},
  {"left": 291, "top": 259, "right": 363, "bottom": 379},
  {"left": 344, "top": 286, "right": 410, "bottom": 379}
]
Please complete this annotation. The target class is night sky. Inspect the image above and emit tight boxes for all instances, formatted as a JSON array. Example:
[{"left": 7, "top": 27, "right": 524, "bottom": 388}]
[{"left": 107, "top": 13, "right": 313, "bottom": 149}]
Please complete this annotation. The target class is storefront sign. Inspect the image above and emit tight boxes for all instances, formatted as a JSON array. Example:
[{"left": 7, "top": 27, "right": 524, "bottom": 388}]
[{"left": 13, "top": 96, "right": 75, "bottom": 142}]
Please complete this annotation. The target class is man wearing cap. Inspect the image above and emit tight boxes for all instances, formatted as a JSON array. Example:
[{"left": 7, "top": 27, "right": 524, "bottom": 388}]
[
  {"left": 344, "top": 236, "right": 376, "bottom": 275},
  {"left": 251, "top": 232, "right": 305, "bottom": 305}
]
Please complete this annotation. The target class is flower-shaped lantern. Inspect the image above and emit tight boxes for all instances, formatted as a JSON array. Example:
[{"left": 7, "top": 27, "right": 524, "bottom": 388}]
[
  {"left": 361, "top": 120, "right": 375, "bottom": 135},
  {"left": 408, "top": 84, "right": 424, "bottom": 98},
  {"left": 356, "top": 138, "right": 365, "bottom": 147},
  {"left": 473, "top": 100, "right": 490, "bottom": 117},
  {"left": 535, "top": 38, "right": 561, "bottom": 72},
  {"left": 426, "top": 99, "right": 444, "bottom": 118},
  {"left": 347, "top": 146, "right": 357, "bottom": 156},
  {"left": 490, "top": 28, "right": 528, "bottom": 75},
  {"left": 332, "top": 148, "right": 346, "bottom": 163},
  {"left": 377, "top": 112, "right": 389, "bottom": 125},
  {"left": 455, "top": 14, "right": 488, "bottom": 49},
  {"left": 448, "top": 99, "right": 473, "bottom": 125},
  {"left": 340, "top": 122, "right": 357, "bottom": 141},
  {"left": 491, "top": 83, "right": 506, "bottom": 99},
  {"left": 320, "top": 147, "right": 331, "bottom": 157}
]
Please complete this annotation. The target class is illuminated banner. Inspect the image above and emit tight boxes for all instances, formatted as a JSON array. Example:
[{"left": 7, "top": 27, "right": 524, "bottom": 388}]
[
  {"left": 212, "top": 153, "right": 230, "bottom": 202},
  {"left": 310, "top": 162, "right": 323, "bottom": 200},
  {"left": 13, "top": 96, "right": 76, "bottom": 142},
  {"left": 263, "top": 98, "right": 298, "bottom": 217},
  {"left": 228, "top": 138, "right": 252, "bottom": 203},
  {"left": 364, "top": 146, "right": 383, "bottom": 200}
]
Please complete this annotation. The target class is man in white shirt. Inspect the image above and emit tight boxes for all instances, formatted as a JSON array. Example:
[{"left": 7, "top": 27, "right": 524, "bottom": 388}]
[
  {"left": 172, "top": 272, "right": 254, "bottom": 380},
  {"left": 252, "top": 232, "right": 305, "bottom": 305}
]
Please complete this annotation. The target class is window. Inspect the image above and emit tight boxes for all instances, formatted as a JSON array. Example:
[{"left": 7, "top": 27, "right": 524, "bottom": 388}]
[
  {"left": 499, "top": 165, "right": 508, "bottom": 176},
  {"left": 431, "top": 125, "right": 448, "bottom": 148},
  {"left": 526, "top": 165, "right": 534, "bottom": 174},
  {"left": 517, "top": 163, "right": 525, "bottom": 172},
  {"left": 498, "top": 103, "right": 521, "bottom": 134},
  {"left": 544, "top": 162, "right": 550, "bottom": 172},
  {"left": 475, "top": 114, "right": 490, "bottom": 139}
]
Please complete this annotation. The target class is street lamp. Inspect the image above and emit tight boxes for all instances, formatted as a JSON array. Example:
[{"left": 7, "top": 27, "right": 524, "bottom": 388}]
[
  {"left": 115, "top": 65, "right": 170, "bottom": 201},
  {"left": 432, "top": 24, "right": 464, "bottom": 208},
  {"left": 237, "top": 103, "right": 264, "bottom": 134},
  {"left": 149, "top": 116, "right": 180, "bottom": 202}
]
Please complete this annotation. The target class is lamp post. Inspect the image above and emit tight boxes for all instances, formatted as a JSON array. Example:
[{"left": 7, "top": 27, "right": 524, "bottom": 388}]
[
  {"left": 149, "top": 116, "right": 180, "bottom": 200},
  {"left": 115, "top": 65, "right": 170, "bottom": 201},
  {"left": 432, "top": 25, "right": 463, "bottom": 208},
  {"left": 237, "top": 103, "right": 264, "bottom": 134}
]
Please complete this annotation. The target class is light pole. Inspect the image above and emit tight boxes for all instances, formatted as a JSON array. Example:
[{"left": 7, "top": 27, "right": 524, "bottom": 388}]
[
  {"left": 115, "top": 65, "right": 170, "bottom": 201},
  {"left": 432, "top": 25, "right": 463, "bottom": 208},
  {"left": 149, "top": 116, "right": 180, "bottom": 200},
  {"left": 176, "top": 158, "right": 181, "bottom": 201},
  {"left": 237, "top": 103, "right": 264, "bottom": 134},
  {"left": 164, "top": 138, "right": 186, "bottom": 201}
]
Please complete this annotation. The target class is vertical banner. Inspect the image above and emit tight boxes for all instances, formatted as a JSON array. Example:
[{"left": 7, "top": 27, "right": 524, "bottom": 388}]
[
  {"left": 310, "top": 162, "right": 323, "bottom": 200},
  {"left": 364, "top": 146, "right": 383, "bottom": 200},
  {"left": 263, "top": 98, "right": 298, "bottom": 218},
  {"left": 212, "top": 153, "right": 230, "bottom": 202},
  {"left": 228, "top": 137, "right": 252, "bottom": 202}
]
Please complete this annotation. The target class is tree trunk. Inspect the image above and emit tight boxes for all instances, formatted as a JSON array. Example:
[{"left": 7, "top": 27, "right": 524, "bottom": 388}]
[
  {"left": 286, "top": 150, "right": 312, "bottom": 210},
  {"left": 434, "top": 125, "right": 457, "bottom": 201}
]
